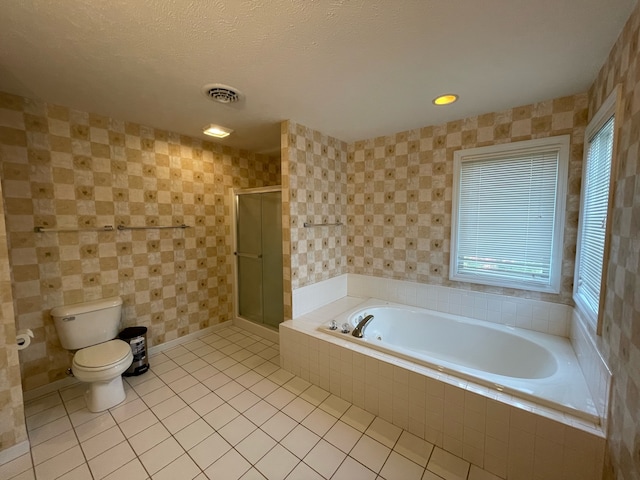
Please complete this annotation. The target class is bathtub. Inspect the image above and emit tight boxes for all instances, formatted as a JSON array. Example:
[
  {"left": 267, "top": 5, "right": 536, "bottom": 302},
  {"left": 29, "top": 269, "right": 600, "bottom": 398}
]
[{"left": 323, "top": 298, "right": 598, "bottom": 423}]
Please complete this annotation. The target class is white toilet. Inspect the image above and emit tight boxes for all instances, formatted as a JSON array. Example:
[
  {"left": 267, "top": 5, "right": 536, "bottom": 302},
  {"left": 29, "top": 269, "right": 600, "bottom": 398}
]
[{"left": 51, "top": 296, "right": 134, "bottom": 412}]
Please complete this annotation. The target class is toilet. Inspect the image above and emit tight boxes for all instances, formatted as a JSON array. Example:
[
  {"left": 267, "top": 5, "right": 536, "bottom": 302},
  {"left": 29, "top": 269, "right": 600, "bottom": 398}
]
[{"left": 51, "top": 296, "right": 133, "bottom": 412}]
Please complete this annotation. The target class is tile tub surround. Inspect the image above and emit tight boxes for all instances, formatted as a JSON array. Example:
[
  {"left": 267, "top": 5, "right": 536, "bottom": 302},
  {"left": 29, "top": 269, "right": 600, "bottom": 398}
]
[
  {"left": 293, "top": 273, "right": 612, "bottom": 426},
  {"left": 280, "top": 298, "right": 606, "bottom": 480},
  {"left": 570, "top": 309, "right": 612, "bottom": 432},
  {"left": 325, "top": 299, "right": 598, "bottom": 424},
  {"left": 293, "top": 274, "right": 573, "bottom": 337},
  {"left": 0, "top": 91, "right": 280, "bottom": 391}
]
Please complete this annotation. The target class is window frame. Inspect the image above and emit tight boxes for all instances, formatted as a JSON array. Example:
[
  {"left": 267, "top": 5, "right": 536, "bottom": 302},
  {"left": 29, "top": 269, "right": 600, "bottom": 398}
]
[
  {"left": 450, "top": 136, "right": 570, "bottom": 293},
  {"left": 573, "top": 86, "right": 621, "bottom": 334}
]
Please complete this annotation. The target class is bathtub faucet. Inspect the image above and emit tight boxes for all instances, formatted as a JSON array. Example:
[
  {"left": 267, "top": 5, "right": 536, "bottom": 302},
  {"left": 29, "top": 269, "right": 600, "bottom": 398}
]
[{"left": 352, "top": 314, "right": 374, "bottom": 338}]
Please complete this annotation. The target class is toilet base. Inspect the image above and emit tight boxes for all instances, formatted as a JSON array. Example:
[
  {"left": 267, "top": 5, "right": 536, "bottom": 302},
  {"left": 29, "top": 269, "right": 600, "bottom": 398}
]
[{"left": 83, "top": 375, "right": 127, "bottom": 412}]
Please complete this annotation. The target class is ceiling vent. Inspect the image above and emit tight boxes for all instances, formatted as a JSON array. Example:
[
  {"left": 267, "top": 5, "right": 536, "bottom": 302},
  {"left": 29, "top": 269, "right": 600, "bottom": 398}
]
[{"left": 202, "top": 83, "right": 242, "bottom": 104}]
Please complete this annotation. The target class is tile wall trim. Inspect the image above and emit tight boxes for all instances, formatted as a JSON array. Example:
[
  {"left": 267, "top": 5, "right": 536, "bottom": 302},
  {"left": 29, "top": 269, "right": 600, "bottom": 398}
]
[
  {"left": 347, "top": 274, "right": 572, "bottom": 336},
  {"left": 280, "top": 322, "right": 606, "bottom": 479},
  {"left": 571, "top": 309, "right": 612, "bottom": 428},
  {"left": 21, "top": 377, "right": 80, "bottom": 403},
  {"left": 292, "top": 273, "right": 572, "bottom": 337},
  {"left": 233, "top": 316, "right": 279, "bottom": 344},
  {"left": 292, "top": 273, "right": 612, "bottom": 428},
  {"left": 145, "top": 321, "right": 232, "bottom": 355},
  {"left": 22, "top": 321, "right": 233, "bottom": 402},
  {"left": 292, "top": 274, "right": 348, "bottom": 318},
  {"left": 0, "top": 440, "right": 30, "bottom": 467}
]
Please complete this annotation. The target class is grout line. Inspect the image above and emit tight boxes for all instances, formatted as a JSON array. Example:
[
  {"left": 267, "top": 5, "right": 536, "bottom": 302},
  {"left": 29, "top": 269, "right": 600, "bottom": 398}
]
[{"left": 18, "top": 325, "right": 501, "bottom": 480}]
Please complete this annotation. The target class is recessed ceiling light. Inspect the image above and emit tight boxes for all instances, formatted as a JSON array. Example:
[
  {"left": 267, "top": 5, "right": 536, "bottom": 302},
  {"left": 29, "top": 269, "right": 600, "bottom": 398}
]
[
  {"left": 433, "top": 94, "right": 459, "bottom": 106},
  {"left": 203, "top": 124, "right": 233, "bottom": 138}
]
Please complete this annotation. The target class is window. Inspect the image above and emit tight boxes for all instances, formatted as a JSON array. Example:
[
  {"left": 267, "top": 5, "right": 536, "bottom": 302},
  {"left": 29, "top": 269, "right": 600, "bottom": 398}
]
[
  {"left": 574, "top": 87, "right": 619, "bottom": 330},
  {"left": 450, "top": 136, "right": 569, "bottom": 293}
]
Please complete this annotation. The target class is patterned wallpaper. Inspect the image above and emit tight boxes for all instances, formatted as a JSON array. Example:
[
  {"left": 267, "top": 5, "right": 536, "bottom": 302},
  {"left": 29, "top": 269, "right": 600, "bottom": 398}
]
[
  {"left": 0, "top": 182, "right": 27, "bottom": 454},
  {"left": 346, "top": 95, "right": 588, "bottom": 305},
  {"left": 283, "top": 121, "right": 349, "bottom": 291},
  {"left": 0, "top": 92, "right": 280, "bottom": 391},
  {"left": 280, "top": 123, "right": 292, "bottom": 320},
  {"left": 284, "top": 96, "right": 587, "bottom": 304},
  {"left": 587, "top": 2, "right": 640, "bottom": 478}
]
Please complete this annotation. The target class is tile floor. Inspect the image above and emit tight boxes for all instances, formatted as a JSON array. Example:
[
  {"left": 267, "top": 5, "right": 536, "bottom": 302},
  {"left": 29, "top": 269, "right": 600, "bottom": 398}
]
[{"left": 2, "top": 325, "right": 503, "bottom": 480}]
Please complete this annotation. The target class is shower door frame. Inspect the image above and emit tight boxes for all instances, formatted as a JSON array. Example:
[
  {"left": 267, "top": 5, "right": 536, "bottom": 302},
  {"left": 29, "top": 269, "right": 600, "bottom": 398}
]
[{"left": 231, "top": 186, "right": 283, "bottom": 329}]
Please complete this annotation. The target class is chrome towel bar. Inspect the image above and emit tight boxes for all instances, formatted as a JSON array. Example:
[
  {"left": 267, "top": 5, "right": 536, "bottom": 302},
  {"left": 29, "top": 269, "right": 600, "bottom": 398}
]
[
  {"left": 303, "top": 222, "right": 343, "bottom": 228},
  {"left": 34, "top": 224, "right": 191, "bottom": 233}
]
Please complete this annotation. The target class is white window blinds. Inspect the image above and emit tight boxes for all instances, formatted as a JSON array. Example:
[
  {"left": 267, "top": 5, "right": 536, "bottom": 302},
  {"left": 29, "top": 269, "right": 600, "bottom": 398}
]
[
  {"left": 451, "top": 136, "right": 568, "bottom": 293},
  {"left": 575, "top": 115, "right": 614, "bottom": 323}
]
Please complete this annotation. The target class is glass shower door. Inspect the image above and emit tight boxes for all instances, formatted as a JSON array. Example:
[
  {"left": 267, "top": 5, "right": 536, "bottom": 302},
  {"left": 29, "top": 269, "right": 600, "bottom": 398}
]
[
  {"left": 237, "top": 194, "right": 263, "bottom": 323},
  {"left": 236, "top": 191, "right": 283, "bottom": 327},
  {"left": 261, "top": 191, "right": 283, "bottom": 328}
]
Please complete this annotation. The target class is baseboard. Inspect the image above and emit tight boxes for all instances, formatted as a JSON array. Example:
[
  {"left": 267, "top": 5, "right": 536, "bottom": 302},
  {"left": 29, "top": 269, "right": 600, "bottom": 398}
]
[
  {"left": 23, "top": 321, "right": 234, "bottom": 401},
  {"left": 147, "top": 320, "right": 233, "bottom": 355},
  {"left": 0, "top": 440, "right": 30, "bottom": 466},
  {"left": 22, "top": 376, "right": 80, "bottom": 403},
  {"left": 233, "top": 317, "right": 279, "bottom": 344}
]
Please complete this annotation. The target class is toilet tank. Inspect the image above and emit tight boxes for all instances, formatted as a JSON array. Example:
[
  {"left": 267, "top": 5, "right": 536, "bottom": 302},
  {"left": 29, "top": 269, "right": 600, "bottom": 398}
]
[{"left": 51, "top": 296, "right": 123, "bottom": 350}]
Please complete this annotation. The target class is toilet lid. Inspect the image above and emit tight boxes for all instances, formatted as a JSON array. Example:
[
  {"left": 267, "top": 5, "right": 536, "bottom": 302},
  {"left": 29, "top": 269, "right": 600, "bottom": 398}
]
[{"left": 74, "top": 340, "right": 131, "bottom": 369}]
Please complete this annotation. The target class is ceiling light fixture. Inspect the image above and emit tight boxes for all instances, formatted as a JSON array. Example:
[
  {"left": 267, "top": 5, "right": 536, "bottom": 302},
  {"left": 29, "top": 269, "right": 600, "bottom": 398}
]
[
  {"left": 203, "top": 124, "right": 233, "bottom": 138},
  {"left": 432, "top": 94, "right": 459, "bottom": 106}
]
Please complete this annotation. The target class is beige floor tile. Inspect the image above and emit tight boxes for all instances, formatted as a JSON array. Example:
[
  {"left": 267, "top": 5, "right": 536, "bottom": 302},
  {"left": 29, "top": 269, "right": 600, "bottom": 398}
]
[
  {"left": 380, "top": 451, "right": 425, "bottom": 480},
  {"left": 138, "top": 437, "right": 185, "bottom": 475},
  {"left": 174, "top": 418, "right": 215, "bottom": 450},
  {"left": 236, "top": 429, "right": 278, "bottom": 464},
  {"left": 204, "top": 449, "right": 252, "bottom": 480},
  {"left": 303, "top": 438, "right": 346, "bottom": 478},
  {"left": 255, "top": 444, "right": 299, "bottom": 480},
  {"left": 280, "top": 424, "right": 320, "bottom": 459},
  {"left": 152, "top": 453, "right": 200, "bottom": 480},
  {"left": 332, "top": 457, "right": 376, "bottom": 480},
  {"left": 350, "top": 434, "right": 391, "bottom": 473},
  {"left": 31, "top": 429, "right": 78, "bottom": 465},
  {"left": 17, "top": 327, "right": 508, "bottom": 480},
  {"left": 427, "top": 447, "right": 470, "bottom": 480}
]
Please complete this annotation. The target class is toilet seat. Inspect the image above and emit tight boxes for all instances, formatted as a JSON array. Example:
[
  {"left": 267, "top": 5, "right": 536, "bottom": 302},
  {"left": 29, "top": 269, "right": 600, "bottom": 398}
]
[
  {"left": 71, "top": 341, "right": 133, "bottom": 412},
  {"left": 74, "top": 339, "right": 131, "bottom": 371}
]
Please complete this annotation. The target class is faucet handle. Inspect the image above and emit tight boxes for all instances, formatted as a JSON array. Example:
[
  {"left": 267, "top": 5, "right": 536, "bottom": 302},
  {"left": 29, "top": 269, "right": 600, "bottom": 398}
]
[
  {"left": 328, "top": 320, "right": 338, "bottom": 330},
  {"left": 341, "top": 323, "right": 350, "bottom": 334}
]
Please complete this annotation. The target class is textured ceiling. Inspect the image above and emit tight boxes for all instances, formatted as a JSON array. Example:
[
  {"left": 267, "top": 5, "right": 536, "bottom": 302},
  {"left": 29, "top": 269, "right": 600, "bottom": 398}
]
[{"left": 0, "top": 0, "right": 636, "bottom": 154}]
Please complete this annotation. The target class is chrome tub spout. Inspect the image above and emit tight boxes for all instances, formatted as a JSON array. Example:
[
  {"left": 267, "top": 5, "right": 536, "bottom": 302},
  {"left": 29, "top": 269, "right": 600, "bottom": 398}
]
[{"left": 352, "top": 314, "right": 374, "bottom": 338}]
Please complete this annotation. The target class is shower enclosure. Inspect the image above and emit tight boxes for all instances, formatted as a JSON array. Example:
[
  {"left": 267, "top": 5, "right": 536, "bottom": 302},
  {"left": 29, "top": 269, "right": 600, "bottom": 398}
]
[{"left": 234, "top": 188, "right": 284, "bottom": 328}]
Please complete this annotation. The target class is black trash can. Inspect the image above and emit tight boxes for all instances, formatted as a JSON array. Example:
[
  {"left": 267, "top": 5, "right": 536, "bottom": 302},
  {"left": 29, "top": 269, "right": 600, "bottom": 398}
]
[{"left": 118, "top": 326, "right": 149, "bottom": 376}]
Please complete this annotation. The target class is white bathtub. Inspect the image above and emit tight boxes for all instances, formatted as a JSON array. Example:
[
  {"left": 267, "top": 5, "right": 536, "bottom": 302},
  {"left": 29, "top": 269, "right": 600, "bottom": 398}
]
[{"left": 323, "top": 298, "right": 598, "bottom": 423}]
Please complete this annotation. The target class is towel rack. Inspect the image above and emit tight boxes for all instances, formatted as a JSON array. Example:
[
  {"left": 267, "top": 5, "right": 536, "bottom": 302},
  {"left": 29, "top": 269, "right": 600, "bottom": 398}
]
[
  {"left": 303, "top": 221, "right": 343, "bottom": 228},
  {"left": 117, "top": 224, "right": 190, "bottom": 231},
  {"left": 34, "top": 224, "right": 191, "bottom": 233},
  {"left": 34, "top": 225, "right": 115, "bottom": 233}
]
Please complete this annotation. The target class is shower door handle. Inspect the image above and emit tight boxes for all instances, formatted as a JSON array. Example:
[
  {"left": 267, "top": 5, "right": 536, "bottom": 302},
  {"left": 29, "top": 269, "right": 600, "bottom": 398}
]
[{"left": 234, "top": 252, "right": 263, "bottom": 259}]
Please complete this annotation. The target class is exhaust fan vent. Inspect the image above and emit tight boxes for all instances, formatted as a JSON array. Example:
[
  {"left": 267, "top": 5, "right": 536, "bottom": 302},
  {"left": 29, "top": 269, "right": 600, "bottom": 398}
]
[{"left": 202, "top": 84, "right": 242, "bottom": 104}]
